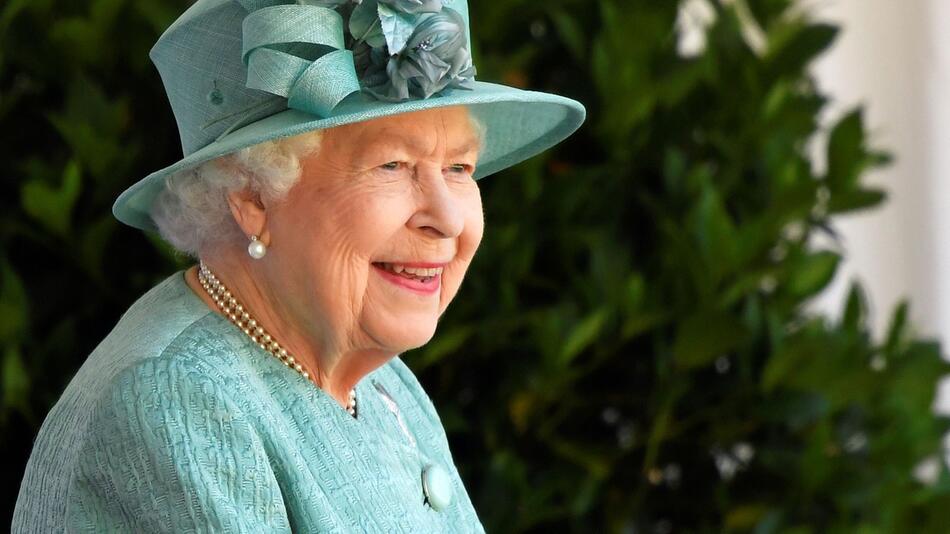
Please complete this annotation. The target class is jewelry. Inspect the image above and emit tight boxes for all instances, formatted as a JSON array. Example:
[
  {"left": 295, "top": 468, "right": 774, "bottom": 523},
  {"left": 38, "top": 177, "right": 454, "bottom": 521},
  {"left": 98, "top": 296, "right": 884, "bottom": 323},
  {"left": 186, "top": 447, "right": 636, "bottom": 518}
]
[
  {"left": 247, "top": 235, "right": 267, "bottom": 259},
  {"left": 197, "top": 260, "right": 357, "bottom": 417}
]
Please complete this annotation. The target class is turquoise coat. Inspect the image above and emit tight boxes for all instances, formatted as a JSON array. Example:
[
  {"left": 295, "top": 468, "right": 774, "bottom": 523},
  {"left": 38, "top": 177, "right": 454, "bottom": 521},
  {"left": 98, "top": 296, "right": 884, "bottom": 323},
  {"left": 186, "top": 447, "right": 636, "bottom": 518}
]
[{"left": 13, "top": 270, "right": 485, "bottom": 533}]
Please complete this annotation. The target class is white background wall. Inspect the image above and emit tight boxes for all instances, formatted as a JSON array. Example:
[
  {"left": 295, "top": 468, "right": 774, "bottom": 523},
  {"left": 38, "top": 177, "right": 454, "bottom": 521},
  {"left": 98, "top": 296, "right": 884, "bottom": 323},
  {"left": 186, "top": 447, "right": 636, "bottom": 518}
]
[
  {"left": 807, "top": 0, "right": 950, "bottom": 411},
  {"left": 808, "top": 0, "right": 943, "bottom": 340}
]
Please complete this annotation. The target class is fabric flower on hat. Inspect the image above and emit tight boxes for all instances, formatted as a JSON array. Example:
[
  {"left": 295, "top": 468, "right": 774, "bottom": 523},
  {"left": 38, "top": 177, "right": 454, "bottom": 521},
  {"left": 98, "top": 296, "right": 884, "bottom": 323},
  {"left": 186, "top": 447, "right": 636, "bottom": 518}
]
[
  {"left": 355, "top": 8, "right": 476, "bottom": 101},
  {"left": 378, "top": 0, "right": 442, "bottom": 14},
  {"left": 296, "top": 0, "right": 355, "bottom": 8},
  {"left": 343, "top": 0, "right": 475, "bottom": 101},
  {"left": 348, "top": 0, "right": 440, "bottom": 54}
]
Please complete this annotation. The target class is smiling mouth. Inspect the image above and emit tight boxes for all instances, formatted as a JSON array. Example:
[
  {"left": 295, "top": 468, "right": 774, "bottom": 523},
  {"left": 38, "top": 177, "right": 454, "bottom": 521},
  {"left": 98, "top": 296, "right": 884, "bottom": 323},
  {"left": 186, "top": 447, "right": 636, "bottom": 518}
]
[
  {"left": 372, "top": 262, "right": 443, "bottom": 283},
  {"left": 373, "top": 262, "right": 442, "bottom": 296}
]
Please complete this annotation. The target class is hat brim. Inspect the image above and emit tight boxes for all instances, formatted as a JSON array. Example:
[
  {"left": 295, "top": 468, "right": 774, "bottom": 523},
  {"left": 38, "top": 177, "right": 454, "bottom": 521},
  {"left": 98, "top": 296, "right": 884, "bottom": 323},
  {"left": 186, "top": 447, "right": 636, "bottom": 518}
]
[{"left": 113, "top": 81, "right": 586, "bottom": 232}]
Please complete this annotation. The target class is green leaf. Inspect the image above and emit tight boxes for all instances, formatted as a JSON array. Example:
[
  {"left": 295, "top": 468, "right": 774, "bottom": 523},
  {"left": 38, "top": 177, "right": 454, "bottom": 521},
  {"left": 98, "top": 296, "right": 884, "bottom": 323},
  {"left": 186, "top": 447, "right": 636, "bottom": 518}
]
[
  {"left": 841, "top": 282, "right": 868, "bottom": 332},
  {"left": 761, "top": 392, "right": 830, "bottom": 430},
  {"left": 559, "top": 309, "right": 609, "bottom": 366},
  {"left": 544, "top": 436, "right": 611, "bottom": 479},
  {"left": 1, "top": 346, "right": 30, "bottom": 416},
  {"left": 826, "top": 109, "right": 866, "bottom": 190},
  {"left": 674, "top": 311, "right": 748, "bottom": 370},
  {"left": 762, "top": 80, "right": 791, "bottom": 119},
  {"left": 725, "top": 504, "right": 769, "bottom": 530},
  {"left": 884, "top": 300, "right": 909, "bottom": 356},
  {"left": 719, "top": 267, "right": 781, "bottom": 307},
  {"left": 621, "top": 310, "right": 671, "bottom": 340},
  {"left": 762, "top": 341, "right": 807, "bottom": 393},
  {"left": 691, "top": 178, "right": 739, "bottom": 278},
  {"left": 132, "top": 1, "right": 182, "bottom": 35},
  {"left": 45, "top": 75, "right": 132, "bottom": 181},
  {"left": 0, "top": 261, "right": 27, "bottom": 342},
  {"left": 0, "top": 0, "right": 34, "bottom": 33},
  {"left": 620, "top": 273, "right": 645, "bottom": 316},
  {"left": 826, "top": 187, "right": 886, "bottom": 214},
  {"left": 415, "top": 325, "right": 475, "bottom": 369},
  {"left": 78, "top": 215, "right": 118, "bottom": 284},
  {"left": 766, "top": 22, "right": 839, "bottom": 79},
  {"left": 787, "top": 251, "right": 839, "bottom": 298},
  {"left": 20, "top": 160, "right": 82, "bottom": 237},
  {"left": 662, "top": 148, "right": 687, "bottom": 194},
  {"left": 549, "top": 9, "right": 585, "bottom": 62}
]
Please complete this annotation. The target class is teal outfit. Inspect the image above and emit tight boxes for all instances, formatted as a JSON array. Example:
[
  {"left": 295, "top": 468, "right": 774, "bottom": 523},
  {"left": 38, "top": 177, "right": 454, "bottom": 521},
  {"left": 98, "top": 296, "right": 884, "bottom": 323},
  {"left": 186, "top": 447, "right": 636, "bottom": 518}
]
[{"left": 12, "top": 270, "right": 485, "bottom": 533}]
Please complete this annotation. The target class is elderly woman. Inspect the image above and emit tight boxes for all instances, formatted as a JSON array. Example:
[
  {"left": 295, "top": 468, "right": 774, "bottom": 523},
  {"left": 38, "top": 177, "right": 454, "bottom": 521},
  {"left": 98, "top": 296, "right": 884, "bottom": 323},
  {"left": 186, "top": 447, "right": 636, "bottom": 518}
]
[{"left": 13, "top": 0, "right": 583, "bottom": 532}]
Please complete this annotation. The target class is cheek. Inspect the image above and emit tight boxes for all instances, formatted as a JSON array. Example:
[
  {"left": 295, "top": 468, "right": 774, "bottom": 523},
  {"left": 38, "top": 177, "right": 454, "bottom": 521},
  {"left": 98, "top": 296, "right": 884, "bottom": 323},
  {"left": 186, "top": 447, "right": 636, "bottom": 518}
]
[
  {"left": 290, "top": 185, "right": 414, "bottom": 260},
  {"left": 439, "top": 191, "right": 485, "bottom": 309},
  {"left": 458, "top": 187, "right": 485, "bottom": 259},
  {"left": 270, "top": 189, "right": 386, "bottom": 311}
]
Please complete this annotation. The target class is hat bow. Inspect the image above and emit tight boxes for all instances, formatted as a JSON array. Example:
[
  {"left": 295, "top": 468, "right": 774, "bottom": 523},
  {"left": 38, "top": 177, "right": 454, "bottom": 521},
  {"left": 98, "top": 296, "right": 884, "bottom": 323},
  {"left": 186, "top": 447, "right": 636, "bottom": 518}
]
[{"left": 239, "top": 1, "right": 361, "bottom": 117}]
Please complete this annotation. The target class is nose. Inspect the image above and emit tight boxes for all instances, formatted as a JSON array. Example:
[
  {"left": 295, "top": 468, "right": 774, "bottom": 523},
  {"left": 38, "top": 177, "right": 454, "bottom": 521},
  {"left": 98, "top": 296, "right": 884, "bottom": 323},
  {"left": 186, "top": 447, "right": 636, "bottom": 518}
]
[{"left": 408, "top": 166, "right": 466, "bottom": 239}]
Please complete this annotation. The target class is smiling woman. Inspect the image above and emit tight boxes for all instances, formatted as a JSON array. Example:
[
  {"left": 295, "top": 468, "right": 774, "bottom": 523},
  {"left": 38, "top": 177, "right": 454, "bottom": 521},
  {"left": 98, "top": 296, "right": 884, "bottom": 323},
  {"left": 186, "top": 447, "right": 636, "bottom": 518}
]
[
  {"left": 174, "top": 106, "right": 488, "bottom": 410},
  {"left": 12, "top": 0, "right": 584, "bottom": 531}
]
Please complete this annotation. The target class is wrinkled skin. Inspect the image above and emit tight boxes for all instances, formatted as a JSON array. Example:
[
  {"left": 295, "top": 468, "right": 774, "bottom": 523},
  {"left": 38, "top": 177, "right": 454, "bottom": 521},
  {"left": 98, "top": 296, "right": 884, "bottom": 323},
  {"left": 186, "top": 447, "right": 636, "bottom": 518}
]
[{"left": 186, "top": 105, "right": 484, "bottom": 408}]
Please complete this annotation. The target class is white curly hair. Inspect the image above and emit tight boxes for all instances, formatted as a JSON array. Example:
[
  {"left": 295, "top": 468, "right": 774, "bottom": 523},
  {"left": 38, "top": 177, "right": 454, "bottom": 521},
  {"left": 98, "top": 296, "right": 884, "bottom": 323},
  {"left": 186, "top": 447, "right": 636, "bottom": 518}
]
[
  {"left": 150, "top": 130, "right": 324, "bottom": 257},
  {"left": 150, "top": 111, "right": 486, "bottom": 258}
]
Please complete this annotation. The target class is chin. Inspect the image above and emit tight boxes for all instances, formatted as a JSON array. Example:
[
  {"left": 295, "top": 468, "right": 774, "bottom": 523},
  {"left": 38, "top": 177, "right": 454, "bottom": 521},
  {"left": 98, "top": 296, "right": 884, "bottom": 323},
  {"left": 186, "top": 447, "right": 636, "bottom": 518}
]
[{"left": 367, "top": 318, "right": 439, "bottom": 353}]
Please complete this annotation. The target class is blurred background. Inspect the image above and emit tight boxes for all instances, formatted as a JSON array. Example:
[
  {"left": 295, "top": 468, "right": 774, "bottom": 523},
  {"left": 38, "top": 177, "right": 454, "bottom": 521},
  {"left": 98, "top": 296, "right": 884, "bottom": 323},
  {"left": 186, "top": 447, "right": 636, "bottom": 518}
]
[
  {"left": 804, "top": 0, "right": 950, "bottom": 415},
  {"left": 4, "top": 0, "right": 950, "bottom": 531}
]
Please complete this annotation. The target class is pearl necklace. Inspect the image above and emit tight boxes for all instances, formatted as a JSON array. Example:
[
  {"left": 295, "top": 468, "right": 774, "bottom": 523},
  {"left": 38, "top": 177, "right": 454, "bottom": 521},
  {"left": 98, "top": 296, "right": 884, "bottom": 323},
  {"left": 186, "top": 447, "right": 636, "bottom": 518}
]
[{"left": 197, "top": 261, "right": 357, "bottom": 418}]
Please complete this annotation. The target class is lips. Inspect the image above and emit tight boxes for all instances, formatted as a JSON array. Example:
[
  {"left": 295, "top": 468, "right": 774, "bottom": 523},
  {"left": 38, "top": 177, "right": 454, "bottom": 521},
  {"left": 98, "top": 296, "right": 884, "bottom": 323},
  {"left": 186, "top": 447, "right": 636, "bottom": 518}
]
[
  {"left": 375, "top": 262, "right": 443, "bottom": 279},
  {"left": 372, "top": 261, "right": 444, "bottom": 295},
  {"left": 373, "top": 260, "right": 449, "bottom": 268}
]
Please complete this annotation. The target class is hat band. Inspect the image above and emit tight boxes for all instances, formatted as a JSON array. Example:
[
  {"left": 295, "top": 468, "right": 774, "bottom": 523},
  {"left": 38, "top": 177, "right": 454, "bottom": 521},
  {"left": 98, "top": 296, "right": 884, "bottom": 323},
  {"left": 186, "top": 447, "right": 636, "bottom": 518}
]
[{"left": 241, "top": 4, "right": 361, "bottom": 117}]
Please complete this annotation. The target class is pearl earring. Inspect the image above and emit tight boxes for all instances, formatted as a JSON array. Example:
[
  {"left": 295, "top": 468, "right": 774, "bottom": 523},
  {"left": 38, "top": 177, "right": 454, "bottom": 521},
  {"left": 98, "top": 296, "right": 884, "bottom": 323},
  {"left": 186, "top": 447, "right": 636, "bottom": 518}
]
[{"left": 247, "top": 235, "right": 267, "bottom": 259}]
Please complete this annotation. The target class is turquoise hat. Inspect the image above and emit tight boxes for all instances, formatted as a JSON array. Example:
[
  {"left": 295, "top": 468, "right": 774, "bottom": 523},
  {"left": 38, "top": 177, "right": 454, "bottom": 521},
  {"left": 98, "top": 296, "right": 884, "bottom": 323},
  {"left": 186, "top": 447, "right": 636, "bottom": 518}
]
[{"left": 113, "top": 0, "right": 587, "bottom": 232}]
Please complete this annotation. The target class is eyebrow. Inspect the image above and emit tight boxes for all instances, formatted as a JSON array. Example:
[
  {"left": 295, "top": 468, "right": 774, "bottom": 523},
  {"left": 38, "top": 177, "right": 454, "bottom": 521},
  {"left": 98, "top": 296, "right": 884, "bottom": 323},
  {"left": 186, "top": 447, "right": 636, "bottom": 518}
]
[
  {"left": 446, "top": 137, "right": 482, "bottom": 158},
  {"left": 366, "top": 132, "right": 482, "bottom": 159}
]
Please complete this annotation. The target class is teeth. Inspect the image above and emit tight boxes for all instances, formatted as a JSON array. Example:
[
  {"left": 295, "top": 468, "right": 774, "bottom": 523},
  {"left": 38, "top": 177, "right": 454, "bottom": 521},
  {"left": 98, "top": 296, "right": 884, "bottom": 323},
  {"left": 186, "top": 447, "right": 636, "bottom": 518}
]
[
  {"left": 381, "top": 263, "right": 443, "bottom": 277},
  {"left": 402, "top": 266, "right": 442, "bottom": 276}
]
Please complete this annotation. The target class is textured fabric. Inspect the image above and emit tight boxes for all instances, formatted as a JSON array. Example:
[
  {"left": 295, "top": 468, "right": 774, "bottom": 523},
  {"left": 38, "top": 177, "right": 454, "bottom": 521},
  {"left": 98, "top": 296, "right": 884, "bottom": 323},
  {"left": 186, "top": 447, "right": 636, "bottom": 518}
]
[
  {"left": 111, "top": 0, "right": 586, "bottom": 232},
  {"left": 12, "top": 270, "right": 485, "bottom": 533},
  {"left": 241, "top": 5, "right": 361, "bottom": 117}
]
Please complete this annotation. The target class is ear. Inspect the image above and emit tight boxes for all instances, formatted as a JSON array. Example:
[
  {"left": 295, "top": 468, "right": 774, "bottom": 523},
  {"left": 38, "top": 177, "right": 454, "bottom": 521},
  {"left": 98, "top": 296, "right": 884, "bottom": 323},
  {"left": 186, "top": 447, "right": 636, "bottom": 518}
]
[{"left": 226, "top": 188, "right": 271, "bottom": 245}]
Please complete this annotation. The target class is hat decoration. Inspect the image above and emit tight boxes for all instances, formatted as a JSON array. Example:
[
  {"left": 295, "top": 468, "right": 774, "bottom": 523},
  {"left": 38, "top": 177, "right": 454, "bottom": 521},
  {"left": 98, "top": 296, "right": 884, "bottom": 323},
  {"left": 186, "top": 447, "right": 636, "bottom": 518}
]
[{"left": 238, "top": 0, "right": 476, "bottom": 119}]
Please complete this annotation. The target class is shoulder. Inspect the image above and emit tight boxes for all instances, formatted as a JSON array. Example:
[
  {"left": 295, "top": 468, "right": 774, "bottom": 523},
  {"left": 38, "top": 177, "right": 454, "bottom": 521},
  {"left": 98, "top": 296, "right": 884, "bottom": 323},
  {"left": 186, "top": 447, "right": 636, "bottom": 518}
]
[
  {"left": 71, "top": 344, "right": 278, "bottom": 498},
  {"left": 65, "top": 269, "right": 221, "bottom": 397},
  {"left": 106, "top": 293, "right": 268, "bottom": 403},
  {"left": 83, "top": 294, "right": 272, "bottom": 436},
  {"left": 84, "top": 345, "right": 249, "bottom": 446},
  {"left": 87, "top": 309, "right": 274, "bottom": 439},
  {"left": 65, "top": 341, "right": 291, "bottom": 531}
]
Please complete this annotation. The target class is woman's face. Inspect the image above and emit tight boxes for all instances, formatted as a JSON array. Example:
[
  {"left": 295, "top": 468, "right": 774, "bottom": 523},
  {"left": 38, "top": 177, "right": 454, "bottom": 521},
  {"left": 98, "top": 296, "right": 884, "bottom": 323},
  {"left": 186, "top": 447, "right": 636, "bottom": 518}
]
[{"left": 264, "top": 106, "right": 484, "bottom": 356}]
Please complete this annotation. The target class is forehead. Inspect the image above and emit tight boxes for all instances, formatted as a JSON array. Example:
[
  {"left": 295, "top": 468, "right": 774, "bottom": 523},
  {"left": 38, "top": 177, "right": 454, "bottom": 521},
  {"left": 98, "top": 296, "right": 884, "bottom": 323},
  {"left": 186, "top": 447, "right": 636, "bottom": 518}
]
[{"left": 328, "top": 106, "right": 479, "bottom": 153}]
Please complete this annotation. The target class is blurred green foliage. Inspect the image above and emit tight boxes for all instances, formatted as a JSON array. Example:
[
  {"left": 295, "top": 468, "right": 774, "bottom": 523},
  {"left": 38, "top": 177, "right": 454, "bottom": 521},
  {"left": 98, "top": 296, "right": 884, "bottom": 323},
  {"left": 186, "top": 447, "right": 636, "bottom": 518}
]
[{"left": 3, "top": 0, "right": 950, "bottom": 531}]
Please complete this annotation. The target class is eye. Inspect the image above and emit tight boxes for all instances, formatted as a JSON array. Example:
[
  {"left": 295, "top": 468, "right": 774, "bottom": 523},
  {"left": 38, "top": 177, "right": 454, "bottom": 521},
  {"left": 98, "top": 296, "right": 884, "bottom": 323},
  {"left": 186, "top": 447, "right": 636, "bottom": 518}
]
[
  {"left": 447, "top": 163, "right": 471, "bottom": 174},
  {"left": 380, "top": 161, "right": 403, "bottom": 171}
]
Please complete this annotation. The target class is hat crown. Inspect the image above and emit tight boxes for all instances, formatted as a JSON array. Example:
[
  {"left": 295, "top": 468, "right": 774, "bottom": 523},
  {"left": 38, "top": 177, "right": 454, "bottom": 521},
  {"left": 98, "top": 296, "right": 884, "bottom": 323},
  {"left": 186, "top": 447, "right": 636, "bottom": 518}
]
[{"left": 149, "top": 0, "right": 473, "bottom": 158}]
